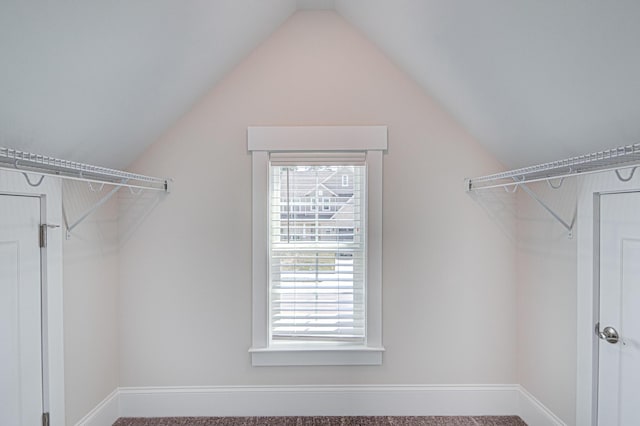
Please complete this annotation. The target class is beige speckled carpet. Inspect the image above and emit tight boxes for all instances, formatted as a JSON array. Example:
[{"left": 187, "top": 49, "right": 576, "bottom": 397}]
[{"left": 113, "top": 416, "right": 527, "bottom": 425}]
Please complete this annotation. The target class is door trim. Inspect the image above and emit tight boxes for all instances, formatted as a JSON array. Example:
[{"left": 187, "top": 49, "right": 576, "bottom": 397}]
[
  {"left": 0, "top": 192, "right": 47, "bottom": 422},
  {"left": 576, "top": 171, "right": 640, "bottom": 426},
  {"left": 0, "top": 172, "right": 65, "bottom": 425}
]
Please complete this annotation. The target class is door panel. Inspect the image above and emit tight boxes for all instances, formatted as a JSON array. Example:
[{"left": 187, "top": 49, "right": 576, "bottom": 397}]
[
  {"left": 598, "top": 192, "right": 640, "bottom": 425},
  {"left": 0, "top": 195, "right": 43, "bottom": 426}
]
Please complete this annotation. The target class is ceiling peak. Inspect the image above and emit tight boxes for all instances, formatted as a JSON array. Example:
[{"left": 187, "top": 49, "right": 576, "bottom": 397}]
[{"left": 296, "top": 0, "right": 335, "bottom": 11}]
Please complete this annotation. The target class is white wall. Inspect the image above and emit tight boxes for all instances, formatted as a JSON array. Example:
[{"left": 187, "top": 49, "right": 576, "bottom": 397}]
[
  {"left": 516, "top": 180, "right": 577, "bottom": 425},
  {"left": 63, "top": 180, "right": 120, "bottom": 425},
  {"left": 118, "top": 11, "right": 516, "bottom": 388}
]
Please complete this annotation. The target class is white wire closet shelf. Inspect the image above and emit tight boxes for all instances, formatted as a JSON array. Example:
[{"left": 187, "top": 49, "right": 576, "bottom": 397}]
[
  {"left": 466, "top": 143, "right": 640, "bottom": 191},
  {"left": 0, "top": 147, "right": 169, "bottom": 191}
]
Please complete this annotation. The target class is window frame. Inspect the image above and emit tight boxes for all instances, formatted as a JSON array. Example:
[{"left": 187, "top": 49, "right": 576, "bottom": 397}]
[{"left": 248, "top": 126, "right": 386, "bottom": 366}]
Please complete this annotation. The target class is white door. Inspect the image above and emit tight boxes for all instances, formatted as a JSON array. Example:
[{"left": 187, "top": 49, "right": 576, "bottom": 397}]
[
  {"left": 598, "top": 191, "right": 640, "bottom": 425},
  {"left": 0, "top": 195, "right": 44, "bottom": 425}
]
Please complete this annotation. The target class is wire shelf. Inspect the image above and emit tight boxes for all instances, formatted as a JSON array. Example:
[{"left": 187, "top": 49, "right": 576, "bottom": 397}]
[
  {"left": 0, "top": 147, "right": 168, "bottom": 191},
  {"left": 467, "top": 143, "right": 640, "bottom": 191}
]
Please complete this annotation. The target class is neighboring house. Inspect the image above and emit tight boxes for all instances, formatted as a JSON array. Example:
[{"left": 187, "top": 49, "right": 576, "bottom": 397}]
[{"left": 275, "top": 166, "right": 360, "bottom": 243}]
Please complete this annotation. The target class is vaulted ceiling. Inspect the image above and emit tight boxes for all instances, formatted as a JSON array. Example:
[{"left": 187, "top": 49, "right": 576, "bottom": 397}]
[{"left": 2, "top": 0, "right": 639, "bottom": 170}]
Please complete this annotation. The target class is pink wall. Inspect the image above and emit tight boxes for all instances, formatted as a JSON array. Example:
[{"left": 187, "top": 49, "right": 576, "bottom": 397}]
[
  {"left": 517, "top": 180, "right": 577, "bottom": 425},
  {"left": 118, "top": 11, "right": 516, "bottom": 387},
  {"left": 63, "top": 180, "right": 120, "bottom": 424}
]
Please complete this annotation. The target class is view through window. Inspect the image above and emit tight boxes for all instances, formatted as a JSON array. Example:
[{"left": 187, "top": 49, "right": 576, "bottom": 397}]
[{"left": 269, "top": 164, "right": 366, "bottom": 343}]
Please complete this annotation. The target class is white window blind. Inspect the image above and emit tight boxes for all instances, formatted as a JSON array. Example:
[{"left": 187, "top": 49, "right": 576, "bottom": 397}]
[{"left": 269, "top": 153, "right": 366, "bottom": 343}]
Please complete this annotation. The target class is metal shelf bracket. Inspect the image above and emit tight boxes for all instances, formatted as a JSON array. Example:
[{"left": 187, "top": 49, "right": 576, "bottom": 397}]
[
  {"left": 62, "top": 180, "right": 126, "bottom": 239},
  {"left": 519, "top": 183, "right": 575, "bottom": 239}
]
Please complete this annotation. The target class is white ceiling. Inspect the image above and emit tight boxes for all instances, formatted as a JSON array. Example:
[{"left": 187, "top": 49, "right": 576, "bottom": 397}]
[
  {"left": 1, "top": 0, "right": 640, "bottom": 170},
  {"left": 336, "top": 0, "right": 640, "bottom": 168},
  {"left": 0, "top": 0, "right": 296, "bottom": 169}
]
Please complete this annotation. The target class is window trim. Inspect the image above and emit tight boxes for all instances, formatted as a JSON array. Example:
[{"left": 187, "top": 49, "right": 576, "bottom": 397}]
[{"left": 248, "top": 126, "right": 386, "bottom": 366}]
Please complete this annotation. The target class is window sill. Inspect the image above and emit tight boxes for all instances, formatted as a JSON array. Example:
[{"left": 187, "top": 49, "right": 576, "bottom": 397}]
[{"left": 249, "top": 345, "right": 385, "bottom": 366}]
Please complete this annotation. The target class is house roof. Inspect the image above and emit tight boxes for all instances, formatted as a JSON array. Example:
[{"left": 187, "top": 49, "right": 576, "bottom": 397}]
[
  {"left": 277, "top": 166, "right": 354, "bottom": 198},
  {"left": 2, "top": 0, "right": 639, "bottom": 170}
]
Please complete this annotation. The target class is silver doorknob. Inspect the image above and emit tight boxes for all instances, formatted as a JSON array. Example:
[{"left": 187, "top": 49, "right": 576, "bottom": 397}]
[{"left": 596, "top": 323, "right": 619, "bottom": 344}]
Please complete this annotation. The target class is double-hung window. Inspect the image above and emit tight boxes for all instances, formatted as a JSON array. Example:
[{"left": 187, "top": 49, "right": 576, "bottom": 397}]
[
  {"left": 270, "top": 155, "right": 366, "bottom": 343},
  {"left": 249, "top": 126, "right": 386, "bottom": 366}
]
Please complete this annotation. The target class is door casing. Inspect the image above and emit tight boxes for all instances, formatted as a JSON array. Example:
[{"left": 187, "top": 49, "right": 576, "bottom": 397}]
[
  {"left": 0, "top": 170, "right": 65, "bottom": 425},
  {"left": 0, "top": 193, "right": 45, "bottom": 424}
]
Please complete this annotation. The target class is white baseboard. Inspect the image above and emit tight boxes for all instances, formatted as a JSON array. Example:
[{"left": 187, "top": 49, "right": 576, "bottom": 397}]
[
  {"left": 77, "top": 384, "right": 565, "bottom": 425},
  {"left": 74, "top": 389, "right": 119, "bottom": 426},
  {"left": 118, "top": 385, "right": 519, "bottom": 417},
  {"left": 518, "top": 386, "right": 566, "bottom": 426}
]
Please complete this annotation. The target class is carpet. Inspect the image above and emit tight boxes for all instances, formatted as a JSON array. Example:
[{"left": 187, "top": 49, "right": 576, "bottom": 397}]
[{"left": 113, "top": 416, "right": 527, "bottom": 425}]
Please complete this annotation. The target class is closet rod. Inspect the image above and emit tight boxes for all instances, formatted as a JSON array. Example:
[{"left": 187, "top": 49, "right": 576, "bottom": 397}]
[
  {"left": 0, "top": 147, "right": 169, "bottom": 191},
  {"left": 466, "top": 143, "right": 640, "bottom": 191}
]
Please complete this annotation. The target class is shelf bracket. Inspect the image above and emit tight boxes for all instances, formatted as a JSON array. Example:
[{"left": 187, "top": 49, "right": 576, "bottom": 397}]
[
  {"left": 519, "top": 183, "right": 575, "bottom": 238},
  {"left": 62, "top": 179, "right": 126, "bottom": 239}
]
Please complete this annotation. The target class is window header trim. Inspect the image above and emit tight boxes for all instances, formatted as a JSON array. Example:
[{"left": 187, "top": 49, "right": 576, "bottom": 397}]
[{"left": 248, "top": 126, "right": 388, "bottom": 152}]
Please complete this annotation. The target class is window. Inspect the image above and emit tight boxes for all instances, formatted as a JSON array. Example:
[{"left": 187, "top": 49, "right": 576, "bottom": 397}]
[
  {"left": 248, "top": 126, "right": 386, "bottom": 366},
  {"left": 322, "top": 197, "right": 331, "bottom": 211},
  {"left": 270, "top": 162, "right": 365, "bottom": 343}
]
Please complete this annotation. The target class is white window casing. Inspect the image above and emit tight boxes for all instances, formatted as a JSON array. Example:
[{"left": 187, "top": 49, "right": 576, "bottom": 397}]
[{"left": 248, "top": 126, "right": 386, "bottom": 366}]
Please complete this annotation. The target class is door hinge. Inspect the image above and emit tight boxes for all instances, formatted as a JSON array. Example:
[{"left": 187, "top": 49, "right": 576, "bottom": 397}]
[
  {"left": 39, "top": 224, "right": 47, "bottom": 248},
  {"left": 42, "top": 412, "right": 50, "bottom": 426},
  {"left": 39, "top": 224, "right": 60, "bottom": 248}
]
